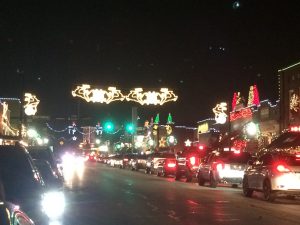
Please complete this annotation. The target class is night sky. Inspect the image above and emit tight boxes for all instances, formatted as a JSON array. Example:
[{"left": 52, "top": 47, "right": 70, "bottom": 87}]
[{"left": 1, "top": 0, "right": 300, "bottom": 126}]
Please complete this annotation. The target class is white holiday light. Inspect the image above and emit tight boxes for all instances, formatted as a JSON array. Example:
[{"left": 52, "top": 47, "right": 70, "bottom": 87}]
[
  {"left": 24, "top": 93, "right": 40, "bottom": 116},
  {"left": 72, "top": 84, "right": 125, "bottom": 104},
  {"left": 126, "top": 88, "right": 178, "bottom": 105}
]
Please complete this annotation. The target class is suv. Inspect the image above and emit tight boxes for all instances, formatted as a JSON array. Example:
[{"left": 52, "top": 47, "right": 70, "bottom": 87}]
[
  {"left": 130, "top": 154, "right": 149, "bottom": 171},
  {"left": 197, "top": 151, "right": 251, "bottom": 188},
  {"left": 243, "top": 131, "right": 300, "bottom": 201},
  {"left": 175, "top": 149, "right": 204, "bottom": 182},
  {"left": 146, "top": 152, "right": 176, "bottom": 174}
]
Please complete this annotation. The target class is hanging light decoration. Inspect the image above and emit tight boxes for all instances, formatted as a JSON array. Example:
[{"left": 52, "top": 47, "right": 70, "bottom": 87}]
[
  {"left": 71, "top": 84, "right": 125, "bottom": 104},
  {"left": 24, "top": 93, "right": 40, "bottom": 116},
  {"left": 125, "top": 88, "right": 178, "bottom": 105}
]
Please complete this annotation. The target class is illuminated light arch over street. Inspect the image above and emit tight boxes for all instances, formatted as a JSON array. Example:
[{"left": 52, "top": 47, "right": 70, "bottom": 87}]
[
  {"left": 71, "top": 84, "right": 125, "bottom": 104},
  {"left": 125, "top": 88, "right": 178, "bottom": 105},
  {"left": 71, "top": 84, "right": 178, "bottom": 105}
]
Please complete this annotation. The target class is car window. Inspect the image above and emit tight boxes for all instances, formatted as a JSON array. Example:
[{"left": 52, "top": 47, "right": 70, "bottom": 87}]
[
  {"left": 220, "top": 152, "right": 251, "bottom": 164},
  {"left": 268, "top": 132, "right": 300, "bottom": 149}
]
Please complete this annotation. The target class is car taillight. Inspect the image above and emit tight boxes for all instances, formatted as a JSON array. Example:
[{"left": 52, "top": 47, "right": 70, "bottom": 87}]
[
  {"left": 189, "top": 156, "right": 196, "bottom": 165},
  {"left": 289, "top": 126, "right": 300, "bottom": 132},
  {"left": 124, "top": 158, "right": 129, "bottom": 162},
  {"left": 199, "top": 145, "right": 204, "bottom": 150},
  {"left": 296, "top": 155, "right": 300, "bottom": 160},
  {"left": 276, "top": 164, "right": 290, "bottom": 172},
  {"left": 167, "top": 163, "right": 176, "bottom": 168}
]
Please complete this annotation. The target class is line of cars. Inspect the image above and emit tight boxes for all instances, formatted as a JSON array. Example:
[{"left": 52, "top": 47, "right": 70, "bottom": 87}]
[
  {"left": 0, "top": 143, "right": 65, "bottom": 225},
  {"left": 98, "top": 129, "right": 300, "bottom": 202}
]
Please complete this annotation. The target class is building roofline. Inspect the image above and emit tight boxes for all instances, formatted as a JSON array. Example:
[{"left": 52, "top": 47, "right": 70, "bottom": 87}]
[{"left": 278, "top": 61, "right": 300, "bottom": 72}]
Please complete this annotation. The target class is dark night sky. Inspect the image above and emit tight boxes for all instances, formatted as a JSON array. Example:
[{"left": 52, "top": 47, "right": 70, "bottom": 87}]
[{"left": 1, "top": 0, "right": 300, "bottom": 126}]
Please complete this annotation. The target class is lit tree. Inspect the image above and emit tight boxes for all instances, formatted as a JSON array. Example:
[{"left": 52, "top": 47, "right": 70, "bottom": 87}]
[{"left": 253, "top": 85, "right": 260, "bottom": 106}]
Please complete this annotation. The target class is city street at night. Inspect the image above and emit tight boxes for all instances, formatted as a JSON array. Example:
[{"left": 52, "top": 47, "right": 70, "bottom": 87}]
[
  {"left": 62, "top": 163, "right": 300, "bottom": 225},
  {"left": 2, "top": 2, "right": 300, "bottom": 225}
]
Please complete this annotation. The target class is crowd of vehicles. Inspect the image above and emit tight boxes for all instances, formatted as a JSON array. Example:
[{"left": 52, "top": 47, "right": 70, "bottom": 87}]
[
  {"left": 1, "top": 128, "right": 300, "bottom": 225},
  {"left": 94, "top": 129, "right": 300, "bottom": 202}
]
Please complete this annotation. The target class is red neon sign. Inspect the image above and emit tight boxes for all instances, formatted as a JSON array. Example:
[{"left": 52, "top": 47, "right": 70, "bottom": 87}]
[{"left": 230, "top": 108, "right": 252, "bottom": 121}]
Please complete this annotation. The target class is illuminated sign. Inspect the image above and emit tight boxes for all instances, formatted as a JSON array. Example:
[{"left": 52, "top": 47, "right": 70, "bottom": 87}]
[
  {"left": 198, "top": 123, "right": 209, "bottom": 133},
  {"left": 24, "top": 93, "right": 40, "bottom": 116},
  {"left": 212, "top": 102, "right": 227, "bottom": 124},
  {"left": 230, "top": 108, "right": 252, "bottom": 121}
]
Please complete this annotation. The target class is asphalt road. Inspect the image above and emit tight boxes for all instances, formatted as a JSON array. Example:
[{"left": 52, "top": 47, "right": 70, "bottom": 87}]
[{"left": 61, "top": 162, "right": 300, "bottom": 225}]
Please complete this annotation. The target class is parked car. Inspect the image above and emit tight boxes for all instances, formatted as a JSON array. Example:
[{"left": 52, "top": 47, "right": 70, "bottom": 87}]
[
  {"left": 146, "top": 152, "right": 176, "bottom": 174},
  {"left": 175, "top": 148, "right": 205, "bottom": 182},
  {"left": 243, "top": 130, "right": 300, "bottom": 201},
  {"left": 27, "top": 146, "right": 63, "bottom": 181},
  {"left": 130, "top": 154, "right": 149, "bottom": 171},
  {"left": 156, "top": 158, "right": 177, "bottom": 177},
  {"left": 0, "top": 144, "right": 65, "bottom": 223},
  {"left": 197, "top": 151, "right": 252, "bottom": 188}
]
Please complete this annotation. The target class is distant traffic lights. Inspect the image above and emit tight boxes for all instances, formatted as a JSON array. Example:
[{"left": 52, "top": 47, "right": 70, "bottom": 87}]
[
  {"left": 103, "top": 121, "right": 114, "bottom": 133},
  {"left": 125, "top": 123, "right": 135, "bottom": 134}
]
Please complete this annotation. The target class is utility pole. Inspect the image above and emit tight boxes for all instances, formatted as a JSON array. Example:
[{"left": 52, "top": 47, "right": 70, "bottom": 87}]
[{"left": 18, "top": 70, "right": 25, "bottom": 139}]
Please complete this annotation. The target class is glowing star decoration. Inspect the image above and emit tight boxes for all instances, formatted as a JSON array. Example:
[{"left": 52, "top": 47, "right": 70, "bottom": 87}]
[
  {"left": 213, "top": 102, "right": 228, "bottom": 124},
  {"left": 24, "top": 93, "right": 40, "bottom": 116},
  {"left": 290, "top": 93, "right": 300, "bottom": 112},
  {"left": 72, "top": 84, "right": 125, "bottom": 104},
  {"left": 126, "top": 88, "right": 178, "bottom": 105},
  {"left": 185, "top": 139, "right": 192, "bottom": 147},
  {"left": 159, "top": 137, "right": 166, "bottom": 147}
]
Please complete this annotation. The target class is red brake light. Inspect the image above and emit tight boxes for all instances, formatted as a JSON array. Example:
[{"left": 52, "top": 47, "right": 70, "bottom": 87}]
[
  {"left": 124, "top": 158, "right": 129, "bottom": 161},
  {"left": 198, "top": 145, "right": 204, "bottom": 150},
  {"left": 189, "top": 156, "right": 196, "bottom": 165},
  {"left": 276, "top": 164, "right": 290, "bottom": 172},
  {"left": 290, "top": 126, "right": 300, "bottom": 132},
  {"left": 296, "top": 154, "right": 300, "bottom": 160},
  {"left": 167, "top": 163, "right": 176, "bottom": 168}
]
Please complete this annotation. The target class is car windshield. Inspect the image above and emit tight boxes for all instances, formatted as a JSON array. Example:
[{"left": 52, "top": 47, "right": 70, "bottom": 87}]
[
  {"left": 267, "top": 132, "right": 300, "bottom": 149},
  {"left": 28, "top": 148, "right": 55, "bottom": 165},
  {"left": 219, "top": 152, "right": 252, "bottom": 164}
]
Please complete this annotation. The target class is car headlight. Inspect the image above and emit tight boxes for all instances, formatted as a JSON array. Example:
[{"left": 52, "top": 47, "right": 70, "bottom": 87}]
[{"left": 41, "top": 191, "right": 65, "bottom": 219}]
